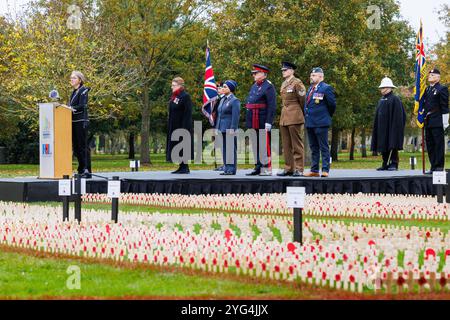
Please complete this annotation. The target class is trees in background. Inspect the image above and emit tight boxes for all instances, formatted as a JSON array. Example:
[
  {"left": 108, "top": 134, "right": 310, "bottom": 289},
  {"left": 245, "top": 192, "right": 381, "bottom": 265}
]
[{"left": 0, "top": 0, "right": 444, "bottom": 164}]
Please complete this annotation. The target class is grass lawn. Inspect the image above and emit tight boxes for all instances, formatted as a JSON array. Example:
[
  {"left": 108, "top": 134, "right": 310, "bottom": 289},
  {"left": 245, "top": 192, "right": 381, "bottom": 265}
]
[
  {"left": 2, "top": 247, "right": 449, "bottom": 300},
  {"left": 2, "top": 203, "right": 450, "bottom": 299},
  {"left": 0, "top": 248, "right": 358, "bottom": 300},
  {"left": 0, "top": 151, "right": 444, "bottom": 178}
]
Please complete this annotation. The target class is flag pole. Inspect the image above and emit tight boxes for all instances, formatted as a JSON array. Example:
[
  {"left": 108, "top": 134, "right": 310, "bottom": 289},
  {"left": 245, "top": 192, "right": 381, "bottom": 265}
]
[
  {"left": 206, "top": 38, "right": 217, "bottom": 169},
  {"left": 421, "top": 127, "right": 425, "bottom": 174},
  {"left": 213, "top": 135, "right": 218, "bottom": 170}
]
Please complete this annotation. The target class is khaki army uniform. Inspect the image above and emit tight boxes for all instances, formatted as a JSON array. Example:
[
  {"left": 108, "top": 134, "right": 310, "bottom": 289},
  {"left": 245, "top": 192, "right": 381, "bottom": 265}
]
[{"left": 279, "top": 76, "right": 306, "bottom": 172}]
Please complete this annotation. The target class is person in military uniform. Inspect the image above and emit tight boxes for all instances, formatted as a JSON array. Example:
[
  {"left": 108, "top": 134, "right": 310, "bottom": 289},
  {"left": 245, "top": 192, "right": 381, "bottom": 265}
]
[
  {"left": 304, "top": 67, "right": 336, "bottom": 178},
  {"left": 215, "top": 80, "right": 240, "bottom": 175},
  {"left": 423, "top": 68, "right": 449, "bottom": 174},
  {"left": 69, "top": 71, "right": 91, "bottom": 178},
  {"left": 370, "top": 77, "right": 407, "bottom": 171},
  {"left": 245, "top": 64, "right": 277, "bottom": 176},
  {"left": 277, "top": 62, "right": 306, "bottom": 177},
  {"left": 213, "top": 82, "right": 227, "bottom": 172}
]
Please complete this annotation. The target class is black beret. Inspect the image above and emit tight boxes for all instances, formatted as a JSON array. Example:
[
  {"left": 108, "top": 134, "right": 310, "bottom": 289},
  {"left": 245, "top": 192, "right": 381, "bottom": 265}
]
[
  {"left": 429, "top": 68, "right": 441, "bottom": 75},
  {"left": 281, "top": 61, "right": 297, "bottom": 70}
]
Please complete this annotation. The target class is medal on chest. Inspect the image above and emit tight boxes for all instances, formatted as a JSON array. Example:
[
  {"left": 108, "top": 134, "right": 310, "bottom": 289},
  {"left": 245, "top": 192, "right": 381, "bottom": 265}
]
[
  {"left": 174, "top": 98, "right": 180, "bottom": 104},
  {"left": 313, "top": 92, "right": 324, "bottom": 104}
]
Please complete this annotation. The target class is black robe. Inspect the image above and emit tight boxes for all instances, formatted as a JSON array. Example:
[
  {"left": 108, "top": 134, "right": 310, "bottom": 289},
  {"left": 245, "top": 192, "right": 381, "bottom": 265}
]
[
  {"left": 166, "top": 90, "right": 193, "bottom": 163},
  {"left": 371, "top": 92, "right": 406, "bottom": 152}
]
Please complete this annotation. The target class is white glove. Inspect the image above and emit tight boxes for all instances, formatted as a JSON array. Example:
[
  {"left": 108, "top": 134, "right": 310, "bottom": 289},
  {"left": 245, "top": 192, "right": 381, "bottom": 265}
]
[
  {"left": 265, "top": 123, "right": 272, "bottom": 131},
  {"left": 443, "top": 114, "right": 449, "bottom": 130}
]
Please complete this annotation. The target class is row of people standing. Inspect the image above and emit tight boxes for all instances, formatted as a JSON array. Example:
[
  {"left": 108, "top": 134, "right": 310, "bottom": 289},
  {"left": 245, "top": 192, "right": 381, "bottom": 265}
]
[
  {"left": 68, "top": 67, "right": 448, "bottom": 177},
  {"left": 371, "top": 69, "right": 449, "bottom": 173},
  {"left": 165, "top": 65, "right": 448, "bottom": 176},
  {"left": 219, "top": 63, "right": 336, "bottom": 177},
  {"left": 165, "top": 63, "right": 337, "bottom": 177}
]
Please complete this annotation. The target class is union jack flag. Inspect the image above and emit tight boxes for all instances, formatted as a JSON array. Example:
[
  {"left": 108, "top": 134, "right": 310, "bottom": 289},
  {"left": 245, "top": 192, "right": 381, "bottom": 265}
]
[
  {"left": 201, "top": 45, "right": 219, "bottom": 126},
  {"left": 413, "top": 20, "right": 427, "bottom": 128}
]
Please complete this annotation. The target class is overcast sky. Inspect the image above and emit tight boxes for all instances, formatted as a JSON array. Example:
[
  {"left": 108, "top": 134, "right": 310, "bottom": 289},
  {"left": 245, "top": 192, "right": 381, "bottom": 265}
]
[{"left": 0, "top": 0, "right": 447, "bottom": 47}]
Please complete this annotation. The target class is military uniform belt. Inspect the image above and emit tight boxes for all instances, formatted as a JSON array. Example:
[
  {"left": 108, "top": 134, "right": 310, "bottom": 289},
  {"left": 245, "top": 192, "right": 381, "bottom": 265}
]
[{"left": 246, "top": 104, "right": 267, "bottom": 129}]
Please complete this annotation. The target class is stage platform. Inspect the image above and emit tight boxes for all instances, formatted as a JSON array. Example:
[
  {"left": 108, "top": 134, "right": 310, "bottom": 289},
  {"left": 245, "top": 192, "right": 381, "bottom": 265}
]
[{"left": 0, "top": 169, "right": 433, "bottom": 202}]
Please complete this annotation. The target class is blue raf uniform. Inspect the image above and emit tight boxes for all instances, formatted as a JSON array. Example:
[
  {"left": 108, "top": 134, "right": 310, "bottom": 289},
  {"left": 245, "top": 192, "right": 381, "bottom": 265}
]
[
  {"left": 304, "top": 67, "right": 336, "bottom": 176},
  {"left": 216, "top": 80, "right": 240, "bottom": 175},
  {"left": 245, "top": 64, "right": 277, "bottom": 175}
]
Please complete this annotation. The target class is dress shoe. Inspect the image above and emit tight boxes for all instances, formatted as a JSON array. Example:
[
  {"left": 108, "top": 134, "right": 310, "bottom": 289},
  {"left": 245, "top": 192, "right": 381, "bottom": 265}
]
[
  {"left": 220, "top": 172, "right": 235, "bottom": 176},
  {"left": 81, "top": 170, "right": 92, "bottom": 179},
  {"left": 424, "top": 170, "right": 433, "bottom": 175},
  {"left": 176, "top": 168, "right": 190, "bottom": 174},
  {"left": 172, "top": 164, "right": 190, "bottom": 174},
  {"left": 387, "top": 165, "right": 398, "bottom": 171},
  {"left": 376, "top": 165, "right": 388, "bottom": 171},
  {"left": 304, "top": 171, "right": 320, "bottom": 177},
  {"left": 259, "top": 167, "right": 272, "bottom": 176},
  {"left": 321, "top": 172, "right": 329, "bottom": 178},
  {"left": 277, "top": 170, "right": 293, "bottom": 177},
  {"left": 292, "top": 170, "right": 304, "bottom": 177},
  {"left": 246, "top": 169, "right": 261, "bottom": 176},
  {"left": 214, "top": 166, "right": 225, "bottom": 171},
  {"left": 171, "top": 167, "right": 182, "bottom": 174}
]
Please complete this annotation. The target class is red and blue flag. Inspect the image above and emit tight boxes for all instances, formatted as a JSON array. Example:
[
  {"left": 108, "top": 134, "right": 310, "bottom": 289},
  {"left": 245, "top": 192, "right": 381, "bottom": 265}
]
[{"left": 201, "top": 45, "right": 219, "bottom": 126}]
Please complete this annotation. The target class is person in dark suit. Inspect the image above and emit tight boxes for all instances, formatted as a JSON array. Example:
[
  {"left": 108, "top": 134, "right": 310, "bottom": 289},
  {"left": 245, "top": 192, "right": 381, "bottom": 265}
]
[
  {"left": 69, "top": 71, "right": 91, "bottom": 178},
  {"left": 215, "top": 80, "right": 240, "bottom": 175},
  {"left": 423, "top": 68, "right": 449, "bottom": 173},
  {"left": 371, "top": 77, "right": 406, "bottom": 171},
  {"left": 245, "top": 64, "right": 277, "bottom": 176},
  {"left": 304, "top": 67, "right": 336, "bottom": 178},
  {"left": 166, "top": 77, "right": 193, "bottom": 174}
]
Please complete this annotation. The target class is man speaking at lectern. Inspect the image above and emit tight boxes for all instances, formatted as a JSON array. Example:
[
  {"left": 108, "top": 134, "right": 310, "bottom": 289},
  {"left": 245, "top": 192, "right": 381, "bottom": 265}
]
[{"left": 69, "top": 71, "right": 91, "bottom": 178}]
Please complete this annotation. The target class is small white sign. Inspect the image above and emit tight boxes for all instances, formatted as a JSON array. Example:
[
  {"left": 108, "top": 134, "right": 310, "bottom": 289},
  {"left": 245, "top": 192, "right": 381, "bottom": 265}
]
[
  {"left": 58, "top": 179, "right": 71, "bottom": 196},
  {"left": 433, "top": 171, "right": 447, "bottom": 185},
  {"left": 72, "top": 178, "right": 87, "bottom": 195},
  {"left": 286, "top": 187, "right": 306, "bottom": 208},
  {"left": 130, "top": 160, "right": 140, "bottom": 169},
  {"left": 107, "top": 180, "right": 121, "bottom": 198}
]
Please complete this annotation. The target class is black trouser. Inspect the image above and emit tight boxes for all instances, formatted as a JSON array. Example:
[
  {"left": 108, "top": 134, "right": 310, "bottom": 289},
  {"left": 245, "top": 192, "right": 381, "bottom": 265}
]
[
  {"left": 425, "top": 127, "right": 445, "bottom": 171},
  {"left": 381, "top": 149, "right": 399, "bottom": 168},
  {"left": 72, "top": 121, "right": 91, "bottom": 174}
]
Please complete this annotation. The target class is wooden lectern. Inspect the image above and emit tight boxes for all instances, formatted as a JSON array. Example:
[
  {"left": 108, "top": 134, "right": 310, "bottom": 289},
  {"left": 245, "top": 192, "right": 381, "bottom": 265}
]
[{"left": 39, "top": 103, "right": 72, "bottom": 179}]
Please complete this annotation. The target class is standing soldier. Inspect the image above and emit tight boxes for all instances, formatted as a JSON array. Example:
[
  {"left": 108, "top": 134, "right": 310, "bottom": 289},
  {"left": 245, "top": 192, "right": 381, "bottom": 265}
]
[
  {"left": 423, "top": 68, "right": 449, "bottom": 174},
  {"left": 304, "top": 67, "right": 336, "bottom": 178},
  {"left": 245, "top": 64, "right": 277, "bottom": 176},
  {"left": 277, "top": 62, "right": 306, "bottom": 177}
]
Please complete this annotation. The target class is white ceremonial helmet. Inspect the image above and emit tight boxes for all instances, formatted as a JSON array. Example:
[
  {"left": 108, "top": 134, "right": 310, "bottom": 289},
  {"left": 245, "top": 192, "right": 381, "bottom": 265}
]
[{"left": 378, "top": 77, "right": 397, "bottom": 89}]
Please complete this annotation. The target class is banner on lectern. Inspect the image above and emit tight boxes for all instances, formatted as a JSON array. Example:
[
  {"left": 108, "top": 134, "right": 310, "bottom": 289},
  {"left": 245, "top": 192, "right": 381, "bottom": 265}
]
[{"left": 39, "top": 103, "right": 55, "bottom": 178}]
